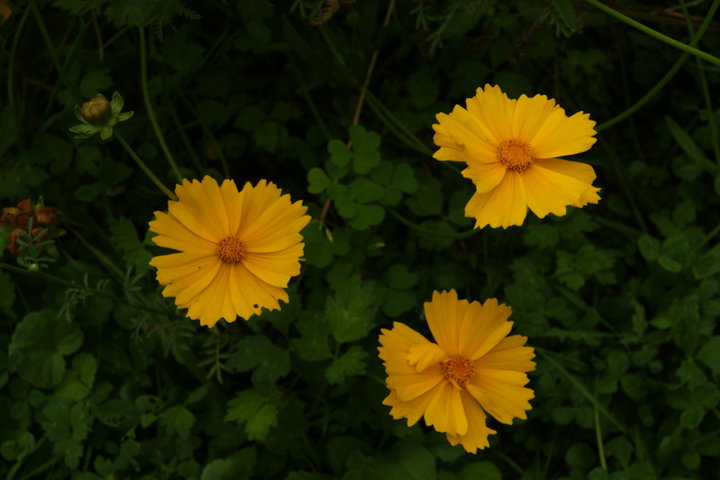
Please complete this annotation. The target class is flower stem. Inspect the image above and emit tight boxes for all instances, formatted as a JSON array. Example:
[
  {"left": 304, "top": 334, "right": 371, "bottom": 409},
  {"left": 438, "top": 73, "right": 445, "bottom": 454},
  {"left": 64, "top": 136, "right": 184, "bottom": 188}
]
[
  {"left": 678, "top": 0, "right": 720, "bottom": 166},
  {"left": 138, "top": 27, "right": 183, "bottom": 182},
  {"left": 585, "top": 0, "right": 720, "bottom": 67},
  {"left": 387, "top": 209, "right": 479, "bottom": 239},
  {"left": 7, "top": 7, "right": 31, "bottom": 108},
  {"left": 116, "top": 132, "right": 178, "bottom": 201},
  {"left": 596, "top": 0, "right": 719, "bottom": 132}
]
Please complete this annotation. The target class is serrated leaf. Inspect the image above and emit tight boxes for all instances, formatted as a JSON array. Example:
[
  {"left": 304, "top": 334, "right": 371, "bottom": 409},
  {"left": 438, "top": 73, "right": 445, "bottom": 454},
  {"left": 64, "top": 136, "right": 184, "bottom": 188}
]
[
  {"left": 326, "top": 281, "right": 378, "bottom": 344},
  {"left": 108, "top": 217, "right": 152, "bottom": 273},
  {"left": 226, "top": 335, "right": 291, "bottom": 383},
  {"left": 325, "top": 346, "right": 368, "bottom": 385},
  {"left": 159, "top": 405, "right": 195, "bottom": 439},
  {"left": 225, "top": 388, "right": 279, "bottom": 441}
]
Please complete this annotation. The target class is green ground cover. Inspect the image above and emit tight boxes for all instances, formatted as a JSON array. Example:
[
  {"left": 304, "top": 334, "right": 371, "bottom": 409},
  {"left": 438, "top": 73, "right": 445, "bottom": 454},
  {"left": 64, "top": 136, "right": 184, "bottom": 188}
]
[{"left": 1, "top": 0, "right": 720, "bottom": 478}]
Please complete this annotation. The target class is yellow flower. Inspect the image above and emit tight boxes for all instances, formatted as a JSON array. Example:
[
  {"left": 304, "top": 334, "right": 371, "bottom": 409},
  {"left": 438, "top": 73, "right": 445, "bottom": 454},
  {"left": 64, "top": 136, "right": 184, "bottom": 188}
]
[
  {"left": 433, "top": 84, "right": 600, "bottom": 229},
  {"left": 149, "top": 176, "right": 311, "bottom": 327},
  {"left": 378, "top": 290, "right": 535, "bottom": 453}
]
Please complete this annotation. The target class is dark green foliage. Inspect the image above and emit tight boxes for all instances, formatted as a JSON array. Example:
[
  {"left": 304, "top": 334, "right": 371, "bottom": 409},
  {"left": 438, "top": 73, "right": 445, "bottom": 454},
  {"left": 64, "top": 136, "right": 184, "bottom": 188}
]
[{"left": 1, "top": 0, "right": 720, "bottom": 479}]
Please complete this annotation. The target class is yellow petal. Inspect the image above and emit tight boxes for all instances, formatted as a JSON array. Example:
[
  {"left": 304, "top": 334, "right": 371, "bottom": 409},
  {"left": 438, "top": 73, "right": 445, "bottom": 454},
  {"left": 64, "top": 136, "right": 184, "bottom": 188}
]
[
  {"left": 511, "top": 93, "right": 558, "bottom": 143},
  {"left": 242, "top": 243, "right": 304, "bottom": 287},
  {"left": 387, "top": 365, "right": 445, "bottom": 401},
  {"left": 407, "top": 343, "right": 447, "bottom": 372},
  {"left": 466, "top": 369, "right": 534, "bottom": 424},
  {"left": 236, "top": 180, "right": 282, "bottom": 235},
  {"left": 465, "top": 170, "right": 527, "bottom": 229},
  {"left": 150, "top": 251, "right": 215, "bottom": 285},
  {"left": 531, "top": 110, "right": 597, "bottom": 159},
  {"left": 465, "top": 84, "right": 515, "bottom": 144},
  {"left": 574, "top": 185, "right": 601, "bottom": 207},
  {"left": 424, "top": 381, "right": 468, "bottom": 435},
  {"left": 184, "top": 263, "right": 233, "bottom": 327},
  {"left": 433, "top": 106, "right": 497, "bottom": 162},
  {"left": 149, "top": 211, "right": 217, "bottom": 255},
  {"left": 424, "top": 290, "right": 462, "bottom": 354},
  {"left": 378, "top": 322, "right": 434, "bottom": 362},
  {"left": 445, "top": 391, "right": 496, "bottom": 453},
  {"left": 383, "top": 387, "right": 439, "bottom": 427},
  {"left": 220, "top": 178, "right": 242, "bottom": 238},
  {"left": 461, "top": 162, "right": 506, "bottom": 194},
  {"left": 459, "top": 298, "right": 514, "bottom": 361},
  {"left": 161, "top": 256, "right": 222, "bottom": 303},
  {"left": 474, "top": 335, "right": 536, "bottom": 372}
]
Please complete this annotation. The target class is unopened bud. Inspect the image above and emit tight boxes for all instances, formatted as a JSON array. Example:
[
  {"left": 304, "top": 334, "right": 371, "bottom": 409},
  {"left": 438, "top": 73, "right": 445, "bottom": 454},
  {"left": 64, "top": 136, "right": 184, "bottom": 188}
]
[{"left": 80, "top": 95, "right": 111, "bottom": 125}]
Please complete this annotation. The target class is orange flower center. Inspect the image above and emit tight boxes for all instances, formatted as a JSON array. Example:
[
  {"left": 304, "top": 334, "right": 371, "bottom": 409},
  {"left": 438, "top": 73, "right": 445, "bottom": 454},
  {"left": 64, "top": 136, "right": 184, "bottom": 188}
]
[
  {"left": 217, "top": 236, "right": 246, "bottom": 264},
  {"left": 497, "top": 139, "right": 535, "bottom": 172},
  {"left": 442, "top": 354, "right": 474, "bottom": 388}
]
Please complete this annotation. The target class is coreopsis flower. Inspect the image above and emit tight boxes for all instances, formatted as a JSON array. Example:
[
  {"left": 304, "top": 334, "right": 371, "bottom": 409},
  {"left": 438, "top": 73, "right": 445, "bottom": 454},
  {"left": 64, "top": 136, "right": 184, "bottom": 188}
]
[
  {"left": 378, "top": 290, "right": 535, "bottom": 453},
  {"left": 433, "top": 84, "right": 599, "bottom": 229},
  {"left": 69, "top": 91, "right": 134, "bottom": 140},
  {"left": 149, "top": 176, "right": 311, "bottom": 328}
]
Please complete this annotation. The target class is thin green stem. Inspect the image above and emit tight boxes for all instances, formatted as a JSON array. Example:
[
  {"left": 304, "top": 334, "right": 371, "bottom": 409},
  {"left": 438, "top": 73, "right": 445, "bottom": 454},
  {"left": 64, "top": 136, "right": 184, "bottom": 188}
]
[
  {"left": 138, "top": 27, "right": 182, "bottom": 182},
  {"left": 596, "top": 0, "right": 719, "bottom": 132},
  {"left": 167, "top": 101, "right": 204, "bottom": 174},
  {"left": 387, "top": 208, "right": 479, "bottom": 239},
  {"left": 678, "top": 0, "right": 720, "bottom": 165},
  {"left": 366, "top": 91, "right": 433, "bottom": 156},
  {"left": 29, "top": 0, "right": 67, "bottom": 87},
  {"left": 538, "top": 348, "right": 627, "bottom": 434},
  {"left": 178, "top": 91, "right": 229, "bottom": 178},
  {"left": 585, "top": 0, "right": 720, "bottom": 67},
  {"left": 116, "top": 132, "right": 178, "bottom": 201},
  {"left": 7, "top": 6, "right": 31, "bottom": 108},
  {"left": 594, "top": 386, "right": 608, "bottom": 471}
]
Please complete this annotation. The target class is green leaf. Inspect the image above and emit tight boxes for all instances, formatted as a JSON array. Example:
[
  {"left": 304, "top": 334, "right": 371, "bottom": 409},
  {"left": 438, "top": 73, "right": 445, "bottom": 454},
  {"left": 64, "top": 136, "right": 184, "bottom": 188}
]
[
  {"left": 307, "top": 167, "right": 331, "bottom": 194},
  {"left": 201, "top": 448, "right": 256, "bottom": 480},
  {"left": 226, "top": 335, "right": 291, "bottom": 383},
  {"left": 9, "top": 310, "right": 84, "bottom": 388},
  {"left": 0, "top": 271, "right": 15, "bottom": 310},
  {"left": 552, "top": 0, "right": 577, "bottom": 32},
  {"left": 693, "top": 243, "right": 720, "bottom": 280},
  {"left": 328, "top": 139, "right": 352, "bottom": 166},
  {"left": 108, "top": 217, "right": 152, "bottom": 273},
  {"left": 325, "top": 280, "right": 379, "bottom": 343},
  {"left": 159, "top": 405, "right": 195, "bottom": 440},
  {"left": 386, "top": 264, "right": 418, "bottom": 289},
  {"left": 349, "top": 178, "right": 385, "bottom": 204},
  {"left": 665, "top": 116, "right": 714, "bottom": 172},
  {"left": 225, "top": 388, "right": 279, "bottom": 441},
  {"left": 697, "top": 337, "right": 720, "bottom": 374},
  {"left": 349, "top": 204, "right": 385, "bottom": 230},
  {"left": 458, "top": 461, "right": 502, "bottom": 480},
  {"left": 637, "top": 235, "right": 660, "bottom": 261},
  {"left": 292, "top": 313, "right": 332, "bottom": 362},
  {"left": 325, "top": 346, "right": 368, "bottom": 385},
  {"left": 373, "top": 441, "right": 436, "bottom": 480},
  {"left": 55, "top": 353, "right": 97, "bottom": 401}
]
